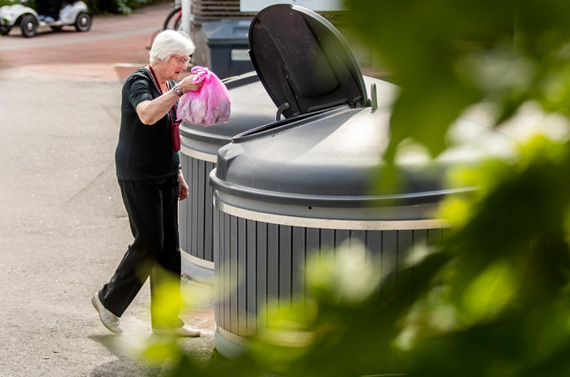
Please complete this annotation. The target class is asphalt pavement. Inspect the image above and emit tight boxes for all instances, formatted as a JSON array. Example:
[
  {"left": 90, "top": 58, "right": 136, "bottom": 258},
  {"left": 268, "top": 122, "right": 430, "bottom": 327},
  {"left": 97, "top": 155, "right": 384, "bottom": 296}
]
[{"left": 0, "top": 4, "right": 216, "bottom": 376}]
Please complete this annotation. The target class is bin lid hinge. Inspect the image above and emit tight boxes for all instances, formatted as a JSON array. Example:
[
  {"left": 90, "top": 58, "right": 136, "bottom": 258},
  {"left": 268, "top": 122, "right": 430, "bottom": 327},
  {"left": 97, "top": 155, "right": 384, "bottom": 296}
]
[
  {"left": 276, "top": 102, "right": 290, "bottom": 121},
  {"left": 370, "top": 83, "right": 378, "bottom": 111}
]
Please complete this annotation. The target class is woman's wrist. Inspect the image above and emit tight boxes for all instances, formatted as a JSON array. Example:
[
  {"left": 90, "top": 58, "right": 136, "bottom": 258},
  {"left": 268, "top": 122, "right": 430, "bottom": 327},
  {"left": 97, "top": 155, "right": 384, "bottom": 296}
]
[{"left": 172, "top": 86, "right": 183, "bottom": 97}]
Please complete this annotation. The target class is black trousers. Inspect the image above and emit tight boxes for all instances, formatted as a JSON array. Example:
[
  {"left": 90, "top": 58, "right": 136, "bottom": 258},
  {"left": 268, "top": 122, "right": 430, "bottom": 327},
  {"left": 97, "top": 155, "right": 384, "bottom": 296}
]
[{"left": 99, "top": 175, "right": 181, "bottom": 328}]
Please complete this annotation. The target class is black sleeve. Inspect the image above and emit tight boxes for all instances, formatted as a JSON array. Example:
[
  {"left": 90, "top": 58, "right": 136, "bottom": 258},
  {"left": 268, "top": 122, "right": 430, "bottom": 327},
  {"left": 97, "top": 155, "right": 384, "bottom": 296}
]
[{"left": 127, "top": 73, "right": 155, "bottom": 114}]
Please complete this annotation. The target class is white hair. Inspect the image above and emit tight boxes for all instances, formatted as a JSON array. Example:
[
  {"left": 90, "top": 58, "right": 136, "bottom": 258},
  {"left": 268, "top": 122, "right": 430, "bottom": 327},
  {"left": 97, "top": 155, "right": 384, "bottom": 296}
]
[{"left": 149, "top": 30, "right": 195, "bottom": 64}]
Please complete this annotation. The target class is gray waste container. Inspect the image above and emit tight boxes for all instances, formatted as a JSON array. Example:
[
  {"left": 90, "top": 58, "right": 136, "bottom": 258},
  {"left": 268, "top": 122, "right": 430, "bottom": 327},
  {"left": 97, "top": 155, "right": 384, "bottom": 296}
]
[
  {"left": 179, "top": 71, "right": 276, "bottom": 284},
  {"left": 208, "top": 4, "right": 519, "bottom": 358},
  {"left": 202, "top": 19, "right": 254, "bottom": 79}
]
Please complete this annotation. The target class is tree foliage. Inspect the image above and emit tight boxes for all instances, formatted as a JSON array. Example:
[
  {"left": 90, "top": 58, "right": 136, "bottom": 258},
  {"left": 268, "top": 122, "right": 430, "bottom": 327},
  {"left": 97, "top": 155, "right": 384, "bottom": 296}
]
[
  {"left": 142, "top": 0, "right": 570, "bottom": 376},
  {"left": 0, "top": 0, "right": 21, "bottom": 7}
]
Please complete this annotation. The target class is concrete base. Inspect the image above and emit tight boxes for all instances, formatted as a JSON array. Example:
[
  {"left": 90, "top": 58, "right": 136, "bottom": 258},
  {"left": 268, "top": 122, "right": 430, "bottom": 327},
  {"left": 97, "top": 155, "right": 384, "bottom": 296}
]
[
  {"left": 214, "top": 328, "right": 250, "bottom": 360},
  {"left": 181, "top": 253, "right": 215, "bottom": 285}
]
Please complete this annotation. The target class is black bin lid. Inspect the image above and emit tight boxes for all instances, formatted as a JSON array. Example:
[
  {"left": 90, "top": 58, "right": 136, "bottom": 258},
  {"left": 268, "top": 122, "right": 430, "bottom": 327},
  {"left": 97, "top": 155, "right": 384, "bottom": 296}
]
[{"left": 248, "top": 4, "right": 368, "bottom": 118}]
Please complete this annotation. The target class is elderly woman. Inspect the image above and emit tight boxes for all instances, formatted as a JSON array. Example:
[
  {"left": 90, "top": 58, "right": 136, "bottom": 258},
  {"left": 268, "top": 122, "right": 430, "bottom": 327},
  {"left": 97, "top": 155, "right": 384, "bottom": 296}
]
[{"left": 92, "top": 30, "right": 202, "bottom": 337}]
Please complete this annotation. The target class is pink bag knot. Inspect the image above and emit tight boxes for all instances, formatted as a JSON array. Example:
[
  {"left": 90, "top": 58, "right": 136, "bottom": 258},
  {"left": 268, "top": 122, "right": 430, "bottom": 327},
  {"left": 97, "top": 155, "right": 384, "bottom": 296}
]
[{"left": 191, "top": 66, "right": 211, "bottom": 84}]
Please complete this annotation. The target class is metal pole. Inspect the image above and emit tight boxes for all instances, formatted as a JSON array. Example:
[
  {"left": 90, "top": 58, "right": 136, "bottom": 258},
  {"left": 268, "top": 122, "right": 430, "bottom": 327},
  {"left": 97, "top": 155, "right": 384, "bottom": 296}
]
[{"left": 181, "top": 0, "right": 191, "bottom": 34}]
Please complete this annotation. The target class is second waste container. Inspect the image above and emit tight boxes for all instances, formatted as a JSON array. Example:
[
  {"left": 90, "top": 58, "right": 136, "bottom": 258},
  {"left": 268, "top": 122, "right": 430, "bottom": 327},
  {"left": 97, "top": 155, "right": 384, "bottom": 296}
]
[
  {"left": 179, "top": 71, "right": 276, "bottom": 283},
  {"left": 201, "top": 19, "right": 254, "bottom": 79}
]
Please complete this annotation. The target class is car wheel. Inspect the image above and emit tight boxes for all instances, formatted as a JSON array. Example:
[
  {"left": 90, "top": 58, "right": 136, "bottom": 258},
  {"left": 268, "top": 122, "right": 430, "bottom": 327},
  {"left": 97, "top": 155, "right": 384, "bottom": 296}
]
[
  {"left": 75, "top": 12, "right": 91, "bottom": 32},
  {"left": 0, "top": 25, "right": 11, "bottom": 36},
  {"left": 20, "top": 14, "right": 37, "bottom": 38}
]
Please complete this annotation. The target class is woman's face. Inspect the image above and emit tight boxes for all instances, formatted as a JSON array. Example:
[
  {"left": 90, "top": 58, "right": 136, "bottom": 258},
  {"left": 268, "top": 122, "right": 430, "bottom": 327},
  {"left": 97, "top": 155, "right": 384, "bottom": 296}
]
[{"left": 161, "top": 54, "right": 189, "bottom": 80}]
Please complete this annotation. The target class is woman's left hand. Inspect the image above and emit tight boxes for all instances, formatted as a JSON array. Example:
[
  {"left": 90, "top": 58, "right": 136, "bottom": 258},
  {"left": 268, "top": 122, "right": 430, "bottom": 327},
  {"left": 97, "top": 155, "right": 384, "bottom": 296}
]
[
  {"left": 178, "top": 170, "right": 189, "bottom": 201},
  {"left": 178, "top": 74, "right": 203, "bottom": 93}
]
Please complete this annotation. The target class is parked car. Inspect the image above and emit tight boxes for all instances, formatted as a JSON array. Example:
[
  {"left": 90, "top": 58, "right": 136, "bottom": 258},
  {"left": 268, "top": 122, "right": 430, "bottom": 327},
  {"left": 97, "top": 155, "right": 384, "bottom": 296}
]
[{"left": 0, "top": 0, "right": 92, "bottom": 38}]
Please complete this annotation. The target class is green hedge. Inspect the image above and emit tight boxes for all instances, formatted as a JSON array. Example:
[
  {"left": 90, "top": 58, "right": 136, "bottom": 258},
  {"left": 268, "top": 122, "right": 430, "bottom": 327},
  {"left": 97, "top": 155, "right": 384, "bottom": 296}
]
[{"left": 0, "top": 0, "right": 21, "bottom": 7}]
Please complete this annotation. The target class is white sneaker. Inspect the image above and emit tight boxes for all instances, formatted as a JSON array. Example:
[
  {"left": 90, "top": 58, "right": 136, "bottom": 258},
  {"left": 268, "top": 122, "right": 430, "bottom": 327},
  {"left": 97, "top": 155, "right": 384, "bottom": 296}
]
[
  {"left": 92, "top": 293, "right": 123, "bottom": 334},
  {"left": 152, "top": 325, "right": 201, "bottom": 337}
]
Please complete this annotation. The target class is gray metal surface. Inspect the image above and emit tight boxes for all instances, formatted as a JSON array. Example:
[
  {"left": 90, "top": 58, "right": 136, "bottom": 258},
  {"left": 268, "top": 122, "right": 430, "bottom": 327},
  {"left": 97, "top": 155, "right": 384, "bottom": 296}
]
[
  {"left": 214, "top": 209, "right": 444, "bottom": 338},
  {"left": 210, "top": 81, "right": 517, "bottom": 212},
  {"left": 180, "top": 154, "right": 216, "bottom": 279},
  {"left": 179, "top": 72, "right": 276, "bottom": 283}
]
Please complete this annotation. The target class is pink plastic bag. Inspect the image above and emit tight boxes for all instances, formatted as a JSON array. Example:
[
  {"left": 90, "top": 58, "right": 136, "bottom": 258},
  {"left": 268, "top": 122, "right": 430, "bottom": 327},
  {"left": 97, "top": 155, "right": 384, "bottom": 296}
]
[{"left": 176, "top": 66, "right": 231, "bottom": 127}]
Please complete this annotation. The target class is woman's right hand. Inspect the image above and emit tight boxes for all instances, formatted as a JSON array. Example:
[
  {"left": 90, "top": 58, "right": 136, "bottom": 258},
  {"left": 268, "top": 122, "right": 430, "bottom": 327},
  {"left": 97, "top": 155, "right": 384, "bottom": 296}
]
[{"left": 178, "top": 74, "right": 203, "bottom": 93}]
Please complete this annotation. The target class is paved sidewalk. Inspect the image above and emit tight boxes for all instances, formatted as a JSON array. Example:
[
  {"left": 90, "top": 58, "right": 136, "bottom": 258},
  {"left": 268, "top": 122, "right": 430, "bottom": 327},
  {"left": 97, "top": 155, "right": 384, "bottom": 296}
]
[{"left": 0, "top": 5, "right": 216, "bottom": 377}]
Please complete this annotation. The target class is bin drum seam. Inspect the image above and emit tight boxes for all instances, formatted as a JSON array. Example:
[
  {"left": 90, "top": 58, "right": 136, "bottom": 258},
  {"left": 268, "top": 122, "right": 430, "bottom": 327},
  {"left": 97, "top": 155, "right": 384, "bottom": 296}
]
[
  {"left": 214, "top": 199, "right": 448, "bottom": 230},
  {"left": 181, "top": 144, "right": 217, "bottom": 163},
  {"left": 216, "top": 325, "right": 252, "bottom": 346},
  {"left": 181, "top": 249, "right": 215, "bottom": 270}
]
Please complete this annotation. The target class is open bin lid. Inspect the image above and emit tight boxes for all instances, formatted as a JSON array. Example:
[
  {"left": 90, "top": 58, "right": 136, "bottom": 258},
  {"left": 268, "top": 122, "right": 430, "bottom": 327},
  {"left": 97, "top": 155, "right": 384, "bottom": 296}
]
[{"left": 248, "top": 4, "right": 368, "bottom": 118}]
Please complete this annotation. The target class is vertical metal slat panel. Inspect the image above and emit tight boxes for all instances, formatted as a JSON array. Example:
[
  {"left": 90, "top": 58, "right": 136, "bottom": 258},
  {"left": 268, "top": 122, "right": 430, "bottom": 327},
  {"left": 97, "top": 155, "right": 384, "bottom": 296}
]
[
  {"left": 279, "top": 226, "right": 292, "bottom": 309},
  {"left": 398, "top": 230, "right": 414, "bottom": 304},
  {"left": 213, "top": 204, "right": 221, "bottom": 325},
  {"left": 195, "top": 159, "right": 206, "bottom": 259},
  {"left": 223, "top": 211, "right": 232, "bottom": 330},
  {"left": 180, "top": 155, "right": 216, "bottom": 282},
  {"left": 230, "top": 215, "right": 239, "bottom": 333},
  {"left": 184, "top": 157, "right": 211, "bottom": 261},
  {"left": 321, "top": 229, "right": 335, "bottom": 253},
  {"left": 366, "top": 230, "right": 382, "bottom": 256},
  {"left": 204, "top": 161, "right": 216, "bottom": 261},
  {"left": 413, "top": 229, "right": 428, "bottom": 248},
  {"left": 411, "top": 229, "right": 427, "bottom": 299},
  {"left": 381, "top": 230, "right": 399, "bottom": 302},
  {"left": 179, "top": 154, "right": 190, "bottom": 254},
  {"left": 237, "top": 217, "right": 247, "bottom": 335},
  {"left": 292, "top": 227, "right": 306, "bottom": 299},
  {"left": 246, "top": 219, "right": 257, "bottom": 334},
  {"left": 267, "top": 224, "right": 279, "bottom": 317},
  {"left": 256, "top": 222, "right": 268, "bottom": 329},
  {"left": 349, "top": 230, "right": 366, "bottom": 247},
  {"left": 335, "top": 229, "right": 350, "bottom": 250},
  {"left": 190, "top": 157, "right": 199, "bottom": 257},
  {"left": 306, "top": 227, "right": 320, "bottom": 257},
  {"left": 428, "top": 228, "right": 444, "bottom": 245},
  {"left": 213, "top": 210, "right": 444, "bottom": 340}
]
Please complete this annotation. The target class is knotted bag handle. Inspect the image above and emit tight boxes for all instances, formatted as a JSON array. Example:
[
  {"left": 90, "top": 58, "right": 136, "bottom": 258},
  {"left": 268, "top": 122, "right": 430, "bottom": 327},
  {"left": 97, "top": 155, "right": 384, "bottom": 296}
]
[{"left": 190, "top": 66, "right": 211, "bottom": 84}]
